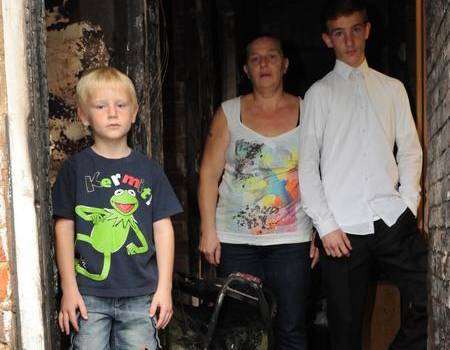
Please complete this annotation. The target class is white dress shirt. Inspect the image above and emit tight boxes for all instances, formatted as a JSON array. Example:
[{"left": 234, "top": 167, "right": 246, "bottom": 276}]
[{"left": 299, "top": 59, "right": 422, "bottom": 237}]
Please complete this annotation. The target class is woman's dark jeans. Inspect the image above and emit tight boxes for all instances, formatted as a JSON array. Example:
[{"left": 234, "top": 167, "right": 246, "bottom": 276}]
[{"left": 218, "top": 242, "right": 311, "bottom": 350}]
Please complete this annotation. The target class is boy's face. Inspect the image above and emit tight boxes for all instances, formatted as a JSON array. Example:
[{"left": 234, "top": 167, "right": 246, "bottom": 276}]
[
  {"left": 322, "top": 11, "right": 371, "bottom": 68},
  {"left": 244, "top": 37, "right": 288, "bottom": 90},
  {"left": 78, "top": 84, "right": 138, "bottom": 144}
]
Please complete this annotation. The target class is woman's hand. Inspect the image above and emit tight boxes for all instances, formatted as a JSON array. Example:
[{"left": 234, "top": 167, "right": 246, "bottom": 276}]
[
  {"left": 309, "top": 231, "right": 319, "bottom": 268},
  {"left": 310, "top": 239, "right": 319, "bottom": 268},
  {"left": 198, "top": 108, "right": 228, "bottom": 267},
  {"left": 199, "top": 230, "right": 221, "bottom": 266}
]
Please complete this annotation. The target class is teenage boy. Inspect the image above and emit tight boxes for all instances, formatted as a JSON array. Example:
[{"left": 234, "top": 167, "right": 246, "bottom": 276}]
[
  {"left": 52, "top": 67, "right": 182, "bottom": 349},
  {"left": 299, "top": 1, "right": 427, "bottom": 349}
]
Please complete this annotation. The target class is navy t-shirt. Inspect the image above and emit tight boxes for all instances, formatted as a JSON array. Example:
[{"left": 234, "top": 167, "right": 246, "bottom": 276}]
[{"left": 52, "top": 147, "right": 183, "bottom": 297}]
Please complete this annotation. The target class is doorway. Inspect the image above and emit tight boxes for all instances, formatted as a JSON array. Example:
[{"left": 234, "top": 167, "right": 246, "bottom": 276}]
[
  {"left": 163, "top": 0, "right": 422, "bottom": 270},
  {"left": 161, "top": 0, "right": 424, "bottom": 349},
  {"left": 42, "top": 0, "right": 425, "bottom": 348}
]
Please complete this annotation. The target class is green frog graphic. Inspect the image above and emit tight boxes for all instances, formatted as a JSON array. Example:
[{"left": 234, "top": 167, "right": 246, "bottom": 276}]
[{"left": 75, "top": 188, "right": 148, "bottom": 281}]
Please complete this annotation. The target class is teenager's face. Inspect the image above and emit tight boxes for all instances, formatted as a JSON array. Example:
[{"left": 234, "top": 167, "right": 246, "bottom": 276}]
[
  {"left": 78, "top": 84, "right": 138, "bottom": 144},
  {"left": 244, "top": 37, "right": 288, "bottom": 90},
  {"left": 322, "top": 11, "right": 370, "bottom": 67}
]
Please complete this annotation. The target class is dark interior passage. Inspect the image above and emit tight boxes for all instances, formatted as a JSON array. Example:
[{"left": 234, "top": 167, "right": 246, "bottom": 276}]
[
  {"left": 163, "top": 0, "right": 418, "bottom": 276},
  {"left": 162, "top": 1, "right": 419, "bottom": 348},
  {"left": 231, "top": 0, "right": 417, "bottom": 99},
  {"left": 44, "top": 0, "right": 420, "bottom": 348}
]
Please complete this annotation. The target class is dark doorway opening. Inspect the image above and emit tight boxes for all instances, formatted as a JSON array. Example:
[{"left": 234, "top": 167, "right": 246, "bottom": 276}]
[
  {"left": 163, "top": 0, "right": 419, "bottom": 274},
  {"left": 162, "top": 0, "right": 420, "bottom": 348},
  {"left": 43, "top": 0, "right": 421, "bottom": 348}
]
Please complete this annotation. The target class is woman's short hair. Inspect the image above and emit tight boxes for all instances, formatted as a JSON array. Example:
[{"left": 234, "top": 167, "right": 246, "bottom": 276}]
[
  {"left": 244, "top": 34, "right": 284, "bottom": 62},
  {"left": 76, "top": 66, "right": 138, "bottom": 110}
]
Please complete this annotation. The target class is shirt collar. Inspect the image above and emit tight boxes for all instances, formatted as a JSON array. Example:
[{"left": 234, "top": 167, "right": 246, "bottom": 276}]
[{"left": 334, "top": 59, "right": 370, "bottom": 80}]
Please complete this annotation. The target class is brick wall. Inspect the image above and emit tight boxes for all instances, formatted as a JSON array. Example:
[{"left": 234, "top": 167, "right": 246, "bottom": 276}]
[{"left": 425, "top": 1, "right": 449, "bottom": 349}]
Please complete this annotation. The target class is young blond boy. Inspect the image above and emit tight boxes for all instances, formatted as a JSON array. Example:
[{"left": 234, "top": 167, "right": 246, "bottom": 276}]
[{"left": 53, "top": 67, "right": 182, "bottom": 349}]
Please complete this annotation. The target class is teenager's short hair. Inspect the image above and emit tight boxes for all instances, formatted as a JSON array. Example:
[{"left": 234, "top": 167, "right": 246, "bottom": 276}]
[
  {"left": 244, "top": 34, "right": 284, "bottom": 62},
  {"left": 322, "top": 0, "right": 368, "bottom": 32},
  {"left": 76, "top": 66, "right": 138, "bottom": 110}
]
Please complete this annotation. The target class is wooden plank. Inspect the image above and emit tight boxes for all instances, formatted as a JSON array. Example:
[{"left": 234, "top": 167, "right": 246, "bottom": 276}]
[
  {"left": 147, "top": 0, "right": 165, "bottom": 164},
  {"left": 369, "top": 283, "right": 401, "bottom": 350},
  {"left": 416, "top": 0, "right": 428, "bottom": 235},
  {"left": 25, "top": 0, "right": 56, "bottom": 348}
]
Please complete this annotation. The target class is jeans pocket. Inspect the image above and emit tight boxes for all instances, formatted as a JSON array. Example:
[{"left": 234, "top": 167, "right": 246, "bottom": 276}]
[
  {"left": 69, "top": 331, "right": 75, "bottom": 350},
  {"left": 68, "top": 314, "right": 82, "bottom": 350},
  {"left": 150, "top": 316, "right": 162, "bottom": 349}
]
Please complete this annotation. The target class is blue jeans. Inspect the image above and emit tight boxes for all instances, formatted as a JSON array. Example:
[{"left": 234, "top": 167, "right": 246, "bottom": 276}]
[
  {"left": 70, "top": 294, "right": 160, "bottom": 350},
  {"left": 218, "top": 242, "right": 311, "bottom": 350}
]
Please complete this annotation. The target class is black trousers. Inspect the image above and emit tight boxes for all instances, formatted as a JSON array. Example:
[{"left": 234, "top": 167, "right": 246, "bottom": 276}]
[{"left": 317, "top": 209, "right": 428, "bottom": 350}]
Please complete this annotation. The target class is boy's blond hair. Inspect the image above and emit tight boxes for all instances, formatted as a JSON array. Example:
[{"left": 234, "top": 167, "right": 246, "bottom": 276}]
[{"left": 76, "top": 66, "right": 138, "bottom": 110}]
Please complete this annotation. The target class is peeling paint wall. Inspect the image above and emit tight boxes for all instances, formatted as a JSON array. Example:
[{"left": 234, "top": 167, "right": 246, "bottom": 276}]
[
  {"left": 46, "top": 5, "right": 110, "bottom": 182},
  {"left": 1, "top": 0, "right": 54, "bottom": 347},
  {"left": 0, "top": 114, "right": 13, "bottom": 348},
  {"left": 0, "top": 3, "right": 16, "bottom": 348},
  {"left": 45, "top": 4, "right": 111, "bottom": 347},
  {"left": 0, "top": 108, "right": 14, "bottom": 349}
]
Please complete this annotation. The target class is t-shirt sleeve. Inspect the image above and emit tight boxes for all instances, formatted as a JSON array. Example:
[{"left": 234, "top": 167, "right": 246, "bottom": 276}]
[
  {"left": 151, "top": 164, "right": 183, "bottom": 222},
  {"left": 52, "top": 159, "right": 76, "bottom": 220}
]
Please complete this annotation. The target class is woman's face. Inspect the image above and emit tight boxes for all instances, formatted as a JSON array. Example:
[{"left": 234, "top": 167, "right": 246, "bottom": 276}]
[{"left": 244, "top": 37, "right": 288, "bottom": 90}]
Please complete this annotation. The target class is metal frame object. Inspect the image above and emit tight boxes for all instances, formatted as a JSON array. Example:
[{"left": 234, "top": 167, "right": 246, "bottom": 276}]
[{"left": 202, "top": 272, "right": 276, "bottom": 349}]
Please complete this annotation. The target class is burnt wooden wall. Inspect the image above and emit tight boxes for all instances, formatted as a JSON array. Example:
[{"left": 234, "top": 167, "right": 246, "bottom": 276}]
[
  {"left": 163, "top": 0, "right": 219, "bottom": 275},
  {"left": 46, "top": 0, "right": 163, "bottom": 165},
  {"left": 27, "top": 0, "right": 55, "bottom": 348}
]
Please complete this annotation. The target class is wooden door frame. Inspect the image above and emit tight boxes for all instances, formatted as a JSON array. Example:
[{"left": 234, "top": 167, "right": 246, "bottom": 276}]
[{"left": 415, "top": 0, "right": 427, "bottom": 234}]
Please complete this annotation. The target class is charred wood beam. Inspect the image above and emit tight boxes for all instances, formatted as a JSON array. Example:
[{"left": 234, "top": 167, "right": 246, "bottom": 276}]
[
  {"left": 184, "top": 0, "right": 218, "bottom": 275},
  {"left": 147, "top": 0, "right": 165, "bottom": 164},
  {"left": 112, "top": 0, "right": 149, "bottom": 155},
  {"left": 24, "top": 0, "right": 56, "bottom": 348},
  {"left": 216, "top": 0, "right": 237, "bottom": 100},
  {"left": 115, "top": 0, "right": 164, "bottom": 163}
]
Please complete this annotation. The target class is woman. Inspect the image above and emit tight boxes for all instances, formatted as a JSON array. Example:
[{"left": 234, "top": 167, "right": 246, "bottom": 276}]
[{"left": 198, "top": 35, "right": 318, "bottom": 349}]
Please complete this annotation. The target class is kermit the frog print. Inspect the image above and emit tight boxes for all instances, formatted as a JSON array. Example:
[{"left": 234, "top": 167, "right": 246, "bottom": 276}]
[{"left": 75, "top": 188, "right": 148, "bottom": 281}]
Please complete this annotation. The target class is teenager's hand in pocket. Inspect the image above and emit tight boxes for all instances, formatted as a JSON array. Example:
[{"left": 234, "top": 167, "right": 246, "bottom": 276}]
[
  {"left": 150, "top": 287, "right": 173, "bottom": 330},
  {"left": 321, "top": 229, "right": 352, "bottom": 258},
  {"left": 58, "top": 286, "right": 88, "bottom": 335}
]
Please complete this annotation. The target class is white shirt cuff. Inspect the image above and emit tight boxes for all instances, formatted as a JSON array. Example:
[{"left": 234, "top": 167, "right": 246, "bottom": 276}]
[{"left": 317, "top": 219, "right": 340, "bottom": 238}]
